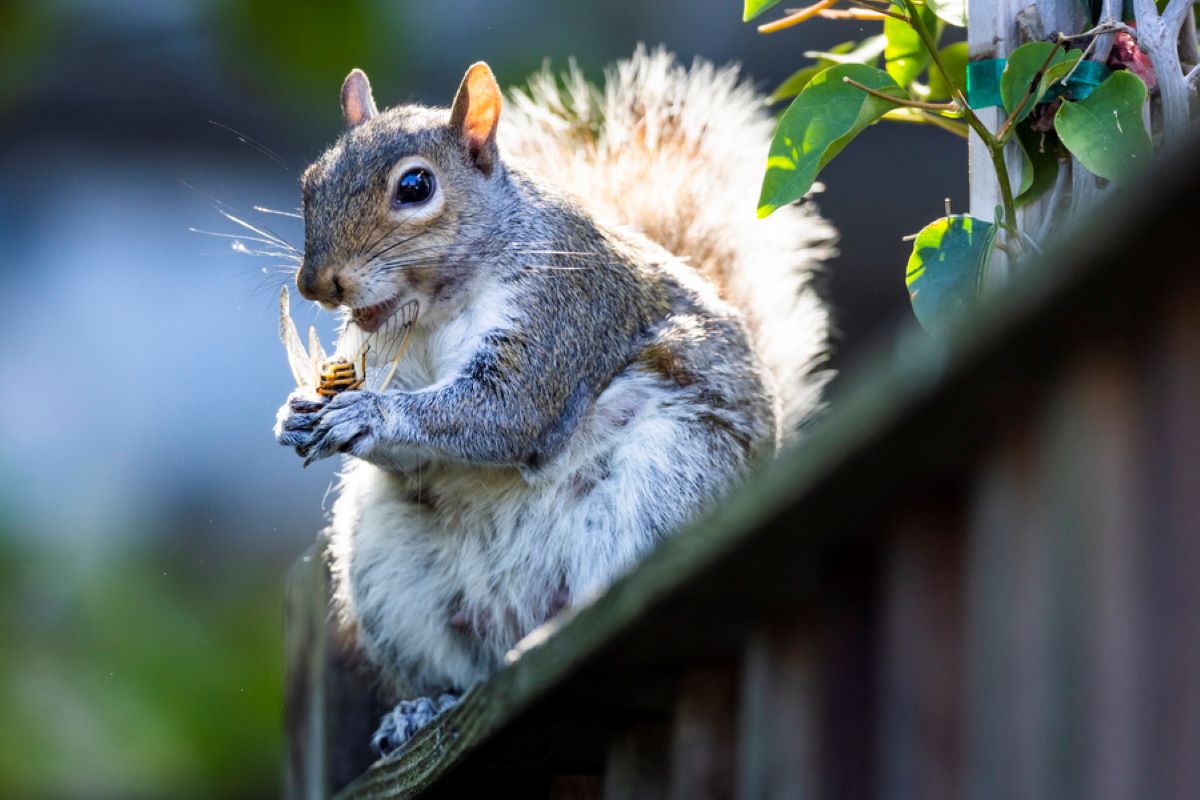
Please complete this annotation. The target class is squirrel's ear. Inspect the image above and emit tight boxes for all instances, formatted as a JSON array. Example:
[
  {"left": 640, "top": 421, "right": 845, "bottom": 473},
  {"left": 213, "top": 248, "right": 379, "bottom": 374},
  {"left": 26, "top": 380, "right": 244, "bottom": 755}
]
[
  {"left": 341, "top": 68, "right": 378, "bottom": 127},
  {"left": 449, "top": 62, "right": 502, "bottom": 173}
]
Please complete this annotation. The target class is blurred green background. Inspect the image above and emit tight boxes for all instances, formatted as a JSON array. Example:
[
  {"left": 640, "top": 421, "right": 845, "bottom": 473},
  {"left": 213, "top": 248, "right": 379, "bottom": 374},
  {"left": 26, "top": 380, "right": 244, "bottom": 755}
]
[{"left": 0, "top": 0, "right": 964, "bottom": 796}]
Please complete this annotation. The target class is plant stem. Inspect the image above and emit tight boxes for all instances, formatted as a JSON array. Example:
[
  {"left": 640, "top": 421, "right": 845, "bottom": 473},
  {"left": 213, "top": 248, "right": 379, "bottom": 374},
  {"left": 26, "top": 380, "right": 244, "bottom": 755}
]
[
  {"left": 843, "top": 0, "right": 908, "bottom": 19},
  {"left": 758, "top": 0, "right": 839, "bottom": 32},
  {"left": 920, "top": 111, "right": 971, "bottom": 138},
  {"left": 884, "top": 107, "right": 971, "bottom": 138},
  {"left": 1058, "top": 19, "right": 1138, "bottom": 42},
  {"left": 900, "top": 0, "right": 992, "bottom": 143},
  {"left": 819, "top": 8, "right": 897, "bottom": 21},
  {"left": 986, "top": 142, "right": 1020, "bottom": 249},
  {"left": 842, "top": 76, "right": 960, "bottom": 110},
  {"left": 900, "top": 0, "right": 1021, "bottom": 245}
]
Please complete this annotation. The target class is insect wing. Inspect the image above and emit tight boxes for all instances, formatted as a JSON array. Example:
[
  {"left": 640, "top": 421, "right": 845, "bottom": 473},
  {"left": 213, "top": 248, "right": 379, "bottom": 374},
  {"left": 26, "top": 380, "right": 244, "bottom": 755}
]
[
  {"left": 308, "top": 325, "right": 327, "bottom": 387},
  {"left": 278, "top": 286, "right": 313, "bottom": 389},
  {"left": 367, "top": 300, "right": 420, "bottom": 393}
]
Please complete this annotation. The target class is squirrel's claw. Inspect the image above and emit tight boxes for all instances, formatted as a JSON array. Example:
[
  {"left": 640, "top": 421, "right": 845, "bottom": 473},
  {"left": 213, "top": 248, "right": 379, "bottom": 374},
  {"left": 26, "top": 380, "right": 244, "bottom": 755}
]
[
  {"left": 274, "top": 391, "right": 329, "bottom": 457},
  {"left": 278, "top": 429, "right": 312, "bottom": 450},
  {"left": 282, "top": 412, "right": 321, "bottom": 432},
  {"left": 372, "top": 693, "right": 461, "bottom": 756},
  {"left": 295, "top": 390, "right": 383, "bottom": 466},
  {"left": 289, "top": 397, "right": 326, "bottom": 414}
]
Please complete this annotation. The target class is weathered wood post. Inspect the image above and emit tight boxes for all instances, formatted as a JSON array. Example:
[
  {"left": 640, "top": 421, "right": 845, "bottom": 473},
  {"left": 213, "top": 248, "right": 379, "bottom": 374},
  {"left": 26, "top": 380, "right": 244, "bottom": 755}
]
[
  {"left": 285, "top": 541, "right": 386, "bottom": 799},
  {"left": 970, "top": 0, "right": 1198, "bottom": 274},
  {"left": 969, "top": 0, "right": 1100, "bottom": 280}
]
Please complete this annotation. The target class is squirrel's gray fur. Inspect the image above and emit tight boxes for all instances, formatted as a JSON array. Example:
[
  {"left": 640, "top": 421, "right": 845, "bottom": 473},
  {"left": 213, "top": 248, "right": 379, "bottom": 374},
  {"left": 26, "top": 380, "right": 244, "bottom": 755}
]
[{"left": 275, "top": 46, "right": 834, "bottom": 752}]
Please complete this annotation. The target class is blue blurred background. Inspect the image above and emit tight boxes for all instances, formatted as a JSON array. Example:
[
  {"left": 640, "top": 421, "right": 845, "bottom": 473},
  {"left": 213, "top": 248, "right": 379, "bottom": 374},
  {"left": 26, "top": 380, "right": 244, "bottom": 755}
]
[{"left": 0, "top": 1, "right": 964, "bottom": 795}]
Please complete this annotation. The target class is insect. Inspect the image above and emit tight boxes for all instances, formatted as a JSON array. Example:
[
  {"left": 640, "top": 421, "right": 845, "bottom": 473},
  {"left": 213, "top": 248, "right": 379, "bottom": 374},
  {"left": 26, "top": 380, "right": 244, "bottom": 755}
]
[
  {"left": 278, "top": 285, "right": 419, "bottom": 398},
  {"left": 316, "top": 354, "right": 367, "bottom": 397}
]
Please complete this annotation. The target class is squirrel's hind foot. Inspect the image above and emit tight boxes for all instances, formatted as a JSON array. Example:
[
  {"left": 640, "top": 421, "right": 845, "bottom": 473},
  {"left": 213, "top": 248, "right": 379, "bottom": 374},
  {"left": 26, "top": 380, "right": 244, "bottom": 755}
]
[{"left": 371, "top": 692, "right": 461, "bottom": 757}]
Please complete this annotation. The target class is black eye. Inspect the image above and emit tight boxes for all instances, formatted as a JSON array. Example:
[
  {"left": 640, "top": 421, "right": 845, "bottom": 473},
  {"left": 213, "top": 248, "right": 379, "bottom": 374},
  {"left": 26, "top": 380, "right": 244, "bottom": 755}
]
[{"left": 393, "top": 167, "right": 435, "bottom": 208}]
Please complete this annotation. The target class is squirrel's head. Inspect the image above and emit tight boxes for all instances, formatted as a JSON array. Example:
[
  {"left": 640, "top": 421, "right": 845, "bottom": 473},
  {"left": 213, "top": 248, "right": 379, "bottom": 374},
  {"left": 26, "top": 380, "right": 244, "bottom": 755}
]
[{"left": 297, "top": 63, "right": 505, "bottom": 331}]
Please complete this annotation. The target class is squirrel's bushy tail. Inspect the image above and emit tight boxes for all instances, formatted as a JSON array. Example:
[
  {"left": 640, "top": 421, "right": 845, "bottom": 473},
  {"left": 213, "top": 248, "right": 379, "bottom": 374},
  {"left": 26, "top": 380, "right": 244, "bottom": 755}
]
[{"left": 505, "top": 46, "right": 835, "bottom": 435}]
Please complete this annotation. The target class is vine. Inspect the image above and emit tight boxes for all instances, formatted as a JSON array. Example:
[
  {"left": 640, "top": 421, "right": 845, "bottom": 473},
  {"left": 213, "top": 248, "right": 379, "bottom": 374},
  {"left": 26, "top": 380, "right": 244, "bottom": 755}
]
[{"left": 746, "top": 0, "right": 1196, "bottom": 335}]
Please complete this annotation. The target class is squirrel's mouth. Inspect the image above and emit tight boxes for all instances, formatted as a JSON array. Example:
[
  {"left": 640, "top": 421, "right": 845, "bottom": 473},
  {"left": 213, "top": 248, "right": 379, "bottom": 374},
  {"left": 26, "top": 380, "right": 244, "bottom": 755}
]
[{"left": 351, "top": 294, "right": 406, "bottom": 333}]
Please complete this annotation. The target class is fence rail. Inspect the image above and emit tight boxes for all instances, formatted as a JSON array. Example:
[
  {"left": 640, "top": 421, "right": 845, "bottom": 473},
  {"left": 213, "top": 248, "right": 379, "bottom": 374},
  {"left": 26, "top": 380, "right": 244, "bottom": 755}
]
[{"left": 286, "top": 135, "right": 1200, "bottom": 799}]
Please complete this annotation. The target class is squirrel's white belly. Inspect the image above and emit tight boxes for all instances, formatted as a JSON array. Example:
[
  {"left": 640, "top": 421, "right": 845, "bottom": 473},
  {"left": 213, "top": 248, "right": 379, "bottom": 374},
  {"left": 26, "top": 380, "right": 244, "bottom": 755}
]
[{"left": 327, "top": 367, "right": 719, "bottom": 693}]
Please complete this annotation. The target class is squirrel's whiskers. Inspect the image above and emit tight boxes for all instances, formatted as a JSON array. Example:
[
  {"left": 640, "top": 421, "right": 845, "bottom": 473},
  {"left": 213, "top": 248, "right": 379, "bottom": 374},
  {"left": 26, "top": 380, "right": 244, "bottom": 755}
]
[
  {"left": 364, "top": 238, "right": 600, "bottom": 276},
  {"left": 252, "top": 204, "right": 303, "bottom": 220},
  {"left": 194, "top": 195, "right": 311, "bottom": 297},
  {"left": 192, "top": 203, "right": 304, "bottom": 296}
]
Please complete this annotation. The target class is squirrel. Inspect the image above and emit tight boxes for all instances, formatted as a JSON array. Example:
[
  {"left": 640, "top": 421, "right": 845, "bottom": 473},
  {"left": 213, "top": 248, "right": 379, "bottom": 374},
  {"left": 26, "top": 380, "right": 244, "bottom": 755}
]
[{"left": 274, "top": 46, "right": 833, "bottom": 755}]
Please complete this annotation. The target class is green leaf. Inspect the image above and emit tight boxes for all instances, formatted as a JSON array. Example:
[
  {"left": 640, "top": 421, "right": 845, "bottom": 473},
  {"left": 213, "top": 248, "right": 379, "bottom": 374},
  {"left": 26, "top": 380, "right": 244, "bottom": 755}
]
[
  {"left": 885, "top": 3, "right": 938, "bottom": 87},
  {"left": 1000, "top": 43, "right": 1081, "bottom": 124},
  {"left": 770, "top": 41, "right": 863, "bottom": 103},
  {"left": 770, "top": 66, "right": 826, "bottom": 103},
  {"left": 806, "top": 40, "right": 859, "bottom": 60},
  {"left": 1054, "top": 70, "right": 1151, "bottom": 187},
  {"left": 927, "top": 41, "right": 968, "bottom": 101},
  {"left": 805, "top": 35, "right": 888, "bottom": 66},
  {"left": 905, "top": 215, "right": 998, "bottom": 336},
  {"left": 1041, "top": 53, "right": 1083, "bottom": 90},
  {"left": 1015, "top": 124, "right": 1062, "bottom": 207},
  {"left": 926, "top": 0, "right": 967, "bottom": 27},
  {"left": 758, "top": 64, "right": 908, "bottom": 217},
  {"left": 771, "top": 38, "right": 889, "bottom": 104},
  {"left": 743, "top": 0, "right": 786, "bottom": 21}
]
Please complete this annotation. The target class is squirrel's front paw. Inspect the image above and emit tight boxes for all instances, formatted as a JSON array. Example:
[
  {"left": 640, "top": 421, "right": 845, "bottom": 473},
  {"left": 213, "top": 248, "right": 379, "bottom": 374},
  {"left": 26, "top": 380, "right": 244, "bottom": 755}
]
[
  {"left": 274, "top": 394, "right": 325, "bottom": 450},
  {"left": 371, "top": 693, "right": 460, "bottom": 757},
  {"left": 297, "top": 390, "right": 385, "bottom": 466}
]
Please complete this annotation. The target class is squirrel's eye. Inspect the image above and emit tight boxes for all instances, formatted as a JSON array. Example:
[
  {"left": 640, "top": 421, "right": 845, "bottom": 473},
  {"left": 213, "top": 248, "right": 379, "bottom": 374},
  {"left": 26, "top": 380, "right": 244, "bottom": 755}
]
[{"left": 393, "top": 168, "right": 435, "bottom": 207}]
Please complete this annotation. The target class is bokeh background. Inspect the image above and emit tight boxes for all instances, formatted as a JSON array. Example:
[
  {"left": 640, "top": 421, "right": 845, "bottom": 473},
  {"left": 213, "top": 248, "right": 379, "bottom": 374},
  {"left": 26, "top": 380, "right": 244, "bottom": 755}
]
[{"left": 0, "top": 1, "right": 964, "bottom": 796}]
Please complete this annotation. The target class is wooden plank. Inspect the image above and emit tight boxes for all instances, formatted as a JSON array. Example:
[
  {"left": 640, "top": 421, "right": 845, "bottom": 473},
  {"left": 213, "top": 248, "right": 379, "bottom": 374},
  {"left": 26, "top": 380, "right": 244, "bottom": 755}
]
[
  {"left": 549, "top": 775, "right": 603, "bottom": 800},
  {"left": 1021, "top": 351, "right": 1145, "bottom": 800},
  {"left": 285, "top": 542, "right": 386, "bottom": 800},
  {"left": 736, "top": 626, "right": 822, "bottom": 800},
  {"left": 332, "top": 136, "right": 1200, "bottom": 798},
  {"left": 1139, "top": 281, "right": 1200, "bottom": 800},
  {"left": 878, "top": 509, "right": 965, "bottom": 800},
  {"left": 285, "top": 542, "right": 327, "bottom": 800},
  {"left": 668, "top": 664, "right": 738, "bottom": 800},
  {"left": 1033, "top": 366, "right": 1099, "bottom": 800},
  {"left": 820, "top": 573, "right": 879, "bottom": 800},
  {"left": 964, "top": 425, "right": 1047, "bottom": 800},
  {"left": 967, "top": 348, "right": 1146, "bottom": 800},
  {"left": 1065, "top": 353, "right": 1143, "bottom": 800},
  {"left": 605, "top": 723, "right": 669, "bottom": 800}
]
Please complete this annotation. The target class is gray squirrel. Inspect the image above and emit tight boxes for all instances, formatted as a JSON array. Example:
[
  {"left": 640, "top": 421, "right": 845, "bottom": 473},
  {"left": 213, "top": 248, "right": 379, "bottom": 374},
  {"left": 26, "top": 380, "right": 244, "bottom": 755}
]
[{"left": 274, "top": 47, "right": 833, "bottom": 755}]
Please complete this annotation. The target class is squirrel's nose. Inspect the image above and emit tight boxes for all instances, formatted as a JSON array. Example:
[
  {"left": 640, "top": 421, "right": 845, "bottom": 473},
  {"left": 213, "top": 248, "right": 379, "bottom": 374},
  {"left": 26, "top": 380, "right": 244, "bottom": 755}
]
[{"left": 297, "top": 264, "right": 345, "bottom": 305}]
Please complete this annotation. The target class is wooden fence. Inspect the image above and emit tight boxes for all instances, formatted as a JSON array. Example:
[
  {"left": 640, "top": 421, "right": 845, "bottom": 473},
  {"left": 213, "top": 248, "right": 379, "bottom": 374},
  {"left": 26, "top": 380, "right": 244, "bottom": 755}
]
[{"left": 285, "top": 135, "right": 1200, "bottom": 799}]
